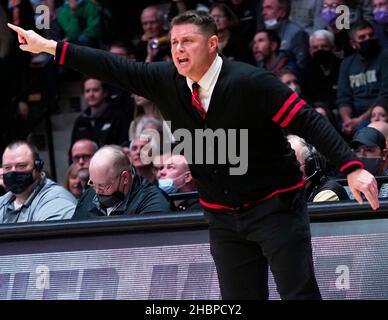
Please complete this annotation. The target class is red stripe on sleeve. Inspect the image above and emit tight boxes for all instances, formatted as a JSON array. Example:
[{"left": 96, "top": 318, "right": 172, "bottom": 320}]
[
  {"left": 272, "top": 92, "right": 298, "bottom": 123},
  {"left": 59, "top": 41, "right": 69, "bottom": 65},
  {"left": 340, "top": 160, "right": 365, "bottom": 173},
  {"left": 279, "top": 100, "right": 306, "bottom": 128}
]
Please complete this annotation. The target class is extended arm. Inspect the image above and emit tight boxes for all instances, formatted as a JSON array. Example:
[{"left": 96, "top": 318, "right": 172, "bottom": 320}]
[{"left": 8, "top": 24, "right": 170, "bottom": 100}]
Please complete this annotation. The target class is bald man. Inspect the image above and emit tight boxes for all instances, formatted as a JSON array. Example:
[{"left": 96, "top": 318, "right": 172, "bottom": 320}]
[
  {"left": 156, "top": 154, "right": 201, "bottom": 211},
  {"left": 136, "top": 6, "right": 170, "bottom": 62},
  {"left": 72, "top": 145, "right": 171, "bottom": 219}
]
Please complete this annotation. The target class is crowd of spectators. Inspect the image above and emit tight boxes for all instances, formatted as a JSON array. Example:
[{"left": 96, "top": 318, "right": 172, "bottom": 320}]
[{"left": 3, "top": 0, "right": 388, "bottom": 223}]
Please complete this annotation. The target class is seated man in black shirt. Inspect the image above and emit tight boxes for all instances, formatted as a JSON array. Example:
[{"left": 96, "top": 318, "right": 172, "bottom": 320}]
[
  {"left": 71, "top": 77, "right": 130, "bottom": 147},
  {"left": 72, "top": 145, "right": 171, "bottom": 219}
]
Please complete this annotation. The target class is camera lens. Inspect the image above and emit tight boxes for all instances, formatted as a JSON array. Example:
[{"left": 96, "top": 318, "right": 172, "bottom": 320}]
[{"left": 151, "top": 40, "right": 159, "bottom": 49}]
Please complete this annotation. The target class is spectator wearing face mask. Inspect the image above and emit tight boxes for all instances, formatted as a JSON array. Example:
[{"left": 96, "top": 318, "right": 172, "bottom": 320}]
[
  {"left": 337, "top": 20, "right": 388, "bottom": 136},
  {"left": 0, "top": 141, "right": 76, "bottom": 223},
  {"left": 348, "top": 126, "right": 388, "bottom": 198},
  {"left": 372, "top": 0, "right": 388, "bottom": 48},
  {"left": 319, "top": 0, "right": 353, "bottom": 58},
  {"left": 72, "top": 145, "right": 171, "bottom": 219},
  {"left": 261, "top": 0, "right": 309, "bottom": 70},
  {"left": 350, "top": 126, "right": 388, "bottom": 176},
  {"left": 301, "top": 29, "right": 341, "bottom": 109},
  {"left": 155, "top": 154, "right": 201, "bottom": 212}
]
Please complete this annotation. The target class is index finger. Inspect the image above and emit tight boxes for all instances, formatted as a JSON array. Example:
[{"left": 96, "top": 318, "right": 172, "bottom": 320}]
[
  {"left": 364, "top": 188, "right": 379, "bottom": 211},
  {"left": 7, "top": 23, "right": 27, "bottom": 36}
]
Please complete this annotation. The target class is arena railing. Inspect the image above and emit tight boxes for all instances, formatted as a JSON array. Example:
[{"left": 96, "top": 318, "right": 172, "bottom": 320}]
[{"left": 1, "top": 199, "right": 388, "bottom": 299}]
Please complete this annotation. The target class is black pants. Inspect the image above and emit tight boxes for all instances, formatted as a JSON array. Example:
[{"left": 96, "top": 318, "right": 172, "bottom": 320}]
[{"left": 204, "top": 189, "right": 321, "bottom": 300}]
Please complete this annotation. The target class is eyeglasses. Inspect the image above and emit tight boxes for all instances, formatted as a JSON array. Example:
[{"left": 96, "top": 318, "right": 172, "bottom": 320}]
[
  {"left": 72, "top": 154, "right": 92, "bottom": 163},
  {"left": 322, "top": 3, "right": 340, "bottom": 9},
  {"left": 87, "top": 172, "right": 122, "bottom": 192}
]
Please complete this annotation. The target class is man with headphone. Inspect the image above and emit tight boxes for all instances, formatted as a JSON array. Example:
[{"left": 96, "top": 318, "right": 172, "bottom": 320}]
[
  {"left": 288, "top": 135, "right": 349, "bottom": 202},
  {"left": 0, "top": 141, "right": 77, "bottom": 223}
]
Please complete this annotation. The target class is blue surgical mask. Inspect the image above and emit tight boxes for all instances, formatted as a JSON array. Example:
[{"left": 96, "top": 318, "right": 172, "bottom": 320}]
[{"left": 158, "top": 179, "right": 177, "bottom": 194}]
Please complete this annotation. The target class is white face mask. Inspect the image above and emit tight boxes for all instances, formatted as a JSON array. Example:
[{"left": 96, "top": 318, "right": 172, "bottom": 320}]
[{"left": 264, "top": 18, "right": 279, "bottom": 30}]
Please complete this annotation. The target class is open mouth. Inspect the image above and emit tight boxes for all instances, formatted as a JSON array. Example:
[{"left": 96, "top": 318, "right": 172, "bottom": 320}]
[{"left": 177, "top": 57, "right": 189, "bottom": 66}]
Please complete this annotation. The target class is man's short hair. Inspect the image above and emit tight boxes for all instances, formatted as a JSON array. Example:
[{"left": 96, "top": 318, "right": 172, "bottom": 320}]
[
  {"left": 256, "top": 29, "right": 281, "bottom": 53},
  {"left": 4, "top": 141, "right": 40, "bottom": 162},
  {"left": 3, "top": 141, "right": 44, "bottom": 171},
  {"left": 171, "top": 10, "right": 218, "bottom": 37},
  {"left": 309, "top": 29, "right": 335, "bottom": 47},
  {"left": 82, "top": 77, "right": 108, "bottom": 92},
  {"left": 71, "top": 139, "right": 99, "bottom": 155},
  {"left": 348, "top": 20, "right": 374, "bottom": 40}
]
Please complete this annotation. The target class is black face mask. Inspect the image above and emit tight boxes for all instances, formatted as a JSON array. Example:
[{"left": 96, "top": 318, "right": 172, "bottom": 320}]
[
  {"left": 312, "top": 49, "right": 335, "bottom": 65},
  {"left": 3, "top": 171, "right": 35, "bottom": 194},
  {"left": 357, "top": 38, "right": 380, "bottom": 59},
  {"left": 97, "top": 191, "right": 125, "bottom": 208},
  {"left": 359, "top": 157, "right": 383, "bottom": 176},
  {"left": 0, "top": 185, "right": 6, "bottom": 196}
]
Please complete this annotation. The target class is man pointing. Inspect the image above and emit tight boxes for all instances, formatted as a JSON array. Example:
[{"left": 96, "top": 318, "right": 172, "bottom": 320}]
[{"left": 8, "top": 11, "right": 378, "bottom": 300}]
